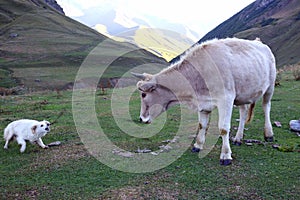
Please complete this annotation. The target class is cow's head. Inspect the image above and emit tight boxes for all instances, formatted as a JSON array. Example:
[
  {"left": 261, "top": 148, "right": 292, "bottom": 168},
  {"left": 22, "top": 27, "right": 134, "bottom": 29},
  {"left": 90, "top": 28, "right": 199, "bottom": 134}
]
[{"left": 132, "top": 72, "right": 178, "bottom": 123}]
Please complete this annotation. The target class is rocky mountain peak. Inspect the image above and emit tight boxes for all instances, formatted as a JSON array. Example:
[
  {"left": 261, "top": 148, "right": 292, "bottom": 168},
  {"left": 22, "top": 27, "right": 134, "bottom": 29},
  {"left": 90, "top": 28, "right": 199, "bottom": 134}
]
[
  {"left": 44, "top": 0, "right": 64, "bottom": 15},
  {"left": 255, "top": 0, "right": 275, "bottom": 8}
]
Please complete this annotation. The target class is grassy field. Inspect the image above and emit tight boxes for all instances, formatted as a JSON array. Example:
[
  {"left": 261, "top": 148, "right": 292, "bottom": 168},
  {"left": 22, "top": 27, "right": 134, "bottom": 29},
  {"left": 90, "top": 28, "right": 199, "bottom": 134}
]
[{"left": 0, "top": 73, "right": 299, "bottom": 199}]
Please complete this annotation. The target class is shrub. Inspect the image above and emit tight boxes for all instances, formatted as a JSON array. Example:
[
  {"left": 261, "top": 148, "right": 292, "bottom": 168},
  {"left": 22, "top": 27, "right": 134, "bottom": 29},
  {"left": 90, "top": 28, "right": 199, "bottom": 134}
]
[
  {"left": 275, "top": 69, "right": 283, "bottom": 86},
  {"left": 291, "top": 63, "right": 300, "bottom": 81}
]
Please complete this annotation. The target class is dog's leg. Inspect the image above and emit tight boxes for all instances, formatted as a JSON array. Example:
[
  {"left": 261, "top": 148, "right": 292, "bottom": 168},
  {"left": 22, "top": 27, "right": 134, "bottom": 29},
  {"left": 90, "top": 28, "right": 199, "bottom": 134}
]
[
  {"left": 16, "top": 137, "right": 26, "bottom": 153},
  {"left": 4, "top": 140, "right": 10, "bottom": 149},
  {"left": 3, "top": 129, "right": 13, "bottom": 149},
  {"left": 37, "top": 138, "right": 48, "bottom": 149}
]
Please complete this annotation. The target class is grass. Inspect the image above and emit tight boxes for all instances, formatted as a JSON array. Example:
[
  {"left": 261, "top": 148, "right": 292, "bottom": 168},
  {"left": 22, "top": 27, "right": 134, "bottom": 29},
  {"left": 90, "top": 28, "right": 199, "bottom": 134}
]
[
  {"left": 0, "top": 68, "right": 17, "bottom": 88},
  {"left": 0, "top": 73, "right": 299, "bottom": 199}
]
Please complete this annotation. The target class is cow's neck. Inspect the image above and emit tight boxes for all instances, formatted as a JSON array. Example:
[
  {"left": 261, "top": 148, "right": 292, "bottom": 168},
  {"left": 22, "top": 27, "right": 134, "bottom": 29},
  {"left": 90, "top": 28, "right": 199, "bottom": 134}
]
[{"left": 155, "top": 60, "right": 201, "bottom": 107}]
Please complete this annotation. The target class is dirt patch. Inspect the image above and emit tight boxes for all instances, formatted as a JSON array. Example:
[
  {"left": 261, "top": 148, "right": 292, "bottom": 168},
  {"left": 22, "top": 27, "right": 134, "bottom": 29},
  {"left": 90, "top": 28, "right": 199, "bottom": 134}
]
[
  {"left": 100, "top": 185, "right": 182, "bottom": 200},
  {"left": 20, "top": 142, "right": 91, "bottom": 172},
  {"left": 4, "top": 186, "right": 49, "bottom": 200}
]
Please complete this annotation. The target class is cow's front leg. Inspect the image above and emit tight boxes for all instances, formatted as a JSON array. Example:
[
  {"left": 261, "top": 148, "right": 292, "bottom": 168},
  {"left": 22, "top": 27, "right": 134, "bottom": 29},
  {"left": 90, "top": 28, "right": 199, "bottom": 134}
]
[
  {"left": 192, "top": 111, "right": 210, "bottom": 152},
  {"left": 218, "top": 104, "right": 233, "bottom": 165}
]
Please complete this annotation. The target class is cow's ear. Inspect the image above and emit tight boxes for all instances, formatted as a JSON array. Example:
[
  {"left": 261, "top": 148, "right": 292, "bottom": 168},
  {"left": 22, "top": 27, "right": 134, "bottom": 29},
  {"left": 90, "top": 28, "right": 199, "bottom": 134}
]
[
  {"left": 138, "top": 82, "right": 156, "bottom": 92},
  {"left": 31, "top": 125, "right": 37, "bottom": 134}
]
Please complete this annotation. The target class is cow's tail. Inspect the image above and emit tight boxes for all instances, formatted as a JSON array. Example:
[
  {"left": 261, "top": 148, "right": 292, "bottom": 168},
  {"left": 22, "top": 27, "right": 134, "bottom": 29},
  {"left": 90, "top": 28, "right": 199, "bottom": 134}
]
[{"left": 246, "top": 103, "right": 255, "bottom": 124}]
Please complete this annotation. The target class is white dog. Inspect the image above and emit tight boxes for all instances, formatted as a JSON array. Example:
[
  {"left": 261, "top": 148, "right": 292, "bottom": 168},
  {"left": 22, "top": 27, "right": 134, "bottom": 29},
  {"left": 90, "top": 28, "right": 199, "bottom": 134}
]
[{"left": 3, "top": 119, "right": 51, "bottom": 153}]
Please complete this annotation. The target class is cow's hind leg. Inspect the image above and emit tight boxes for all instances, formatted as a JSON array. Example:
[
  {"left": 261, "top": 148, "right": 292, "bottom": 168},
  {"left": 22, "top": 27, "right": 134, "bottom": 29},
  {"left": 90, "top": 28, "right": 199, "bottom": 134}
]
[
  {"left": 192, "top": 111, "right": 210, "bottom": 152},
  {"left": 232, "top": 105, "right": 248, "bottom": 146},
  {"left": 262, "top": 88, "right": 274, "bottom": 142}
]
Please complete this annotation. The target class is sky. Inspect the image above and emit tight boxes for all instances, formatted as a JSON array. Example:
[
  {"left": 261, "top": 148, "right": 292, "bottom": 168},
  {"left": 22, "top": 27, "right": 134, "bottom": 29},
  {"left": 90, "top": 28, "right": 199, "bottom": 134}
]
[{"left": 56, "top": 0, "right": 256, "bottom": 38}]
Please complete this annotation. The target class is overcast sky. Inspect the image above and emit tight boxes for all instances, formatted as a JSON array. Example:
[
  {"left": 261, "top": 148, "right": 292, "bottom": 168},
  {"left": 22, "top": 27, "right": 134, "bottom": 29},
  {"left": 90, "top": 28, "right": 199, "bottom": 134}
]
[{"left": 56, "top": 0, "right": 255, "bottom": 37}]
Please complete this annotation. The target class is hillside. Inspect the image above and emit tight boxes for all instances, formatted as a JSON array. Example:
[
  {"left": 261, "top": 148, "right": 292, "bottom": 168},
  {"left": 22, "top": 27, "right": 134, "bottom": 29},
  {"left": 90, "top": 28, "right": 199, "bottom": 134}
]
[
  {"left": 0, "top": 0, "right": 167, "bottom": 89},
  {"left": 197, "top": 0, "right": 300, "bottom": 67},
  {"left": 117, "top": 27, "right": 194, "bottom": 62},
  {"left": 70, "top": 5, "right": 198, "bottom": 61}
]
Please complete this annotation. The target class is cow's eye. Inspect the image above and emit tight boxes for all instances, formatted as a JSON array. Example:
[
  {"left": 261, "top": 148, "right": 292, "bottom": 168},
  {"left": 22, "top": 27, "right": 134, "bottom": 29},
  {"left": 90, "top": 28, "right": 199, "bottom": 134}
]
[
  {"left": 142, "top": 93, "right": 146, "bottom": 98},
  {"left": 41, "top": 125, "right": 44, "bottom": 127}
]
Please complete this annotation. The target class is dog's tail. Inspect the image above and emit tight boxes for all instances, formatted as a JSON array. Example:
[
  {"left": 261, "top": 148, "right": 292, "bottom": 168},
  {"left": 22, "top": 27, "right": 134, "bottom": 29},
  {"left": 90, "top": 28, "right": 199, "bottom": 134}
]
[
  {"left": 246, "top": 103, "right": 255, "bottom": 124},
  {"left": 4, "top": 127, "right": 9, "bottom": 140}
]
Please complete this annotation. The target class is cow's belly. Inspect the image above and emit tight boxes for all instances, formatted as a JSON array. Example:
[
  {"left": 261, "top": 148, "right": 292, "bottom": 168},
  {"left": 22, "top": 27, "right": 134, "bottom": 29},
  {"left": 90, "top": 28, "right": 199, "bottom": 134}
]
[{"left": 234, "top": 90, "right": 263, "bottom": 105}]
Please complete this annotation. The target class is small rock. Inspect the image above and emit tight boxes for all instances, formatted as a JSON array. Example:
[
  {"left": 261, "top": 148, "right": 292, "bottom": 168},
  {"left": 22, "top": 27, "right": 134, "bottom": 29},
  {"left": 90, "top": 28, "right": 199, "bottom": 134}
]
[
  {"left": 9, "top": 33, "right": 18, "bottom": 38},
  {"left": 272, "top": 144, "right": 280, "bottom": 149},
  {"left": 289, "top": 120, "right": 300, "bottom": 132},
  {"left": 135, "top": 148, "right": 152, "bottom": 153},
  {"left": 47, "top": 141, "right": 61, "bottom": 147},
  {"left": 274, "top": 121, "right": 282, "bottom": 128},
  {"left": 112, "top": 149, "right": 134, "bottom": 158},
  {"left": 245, "top": 142, "right": 253, "bottom": 146},
  {"left": 159, "top": 144, "right": 172, "bottom": 152},
  {"left": 162, "top": 136, "right": 179, "bottom": 143},
  {"left": 243, "top": 139, "right": 263, "bottom": 144},
  {"left": 118, "top": 152, "right": 134, "bottom": 158}
]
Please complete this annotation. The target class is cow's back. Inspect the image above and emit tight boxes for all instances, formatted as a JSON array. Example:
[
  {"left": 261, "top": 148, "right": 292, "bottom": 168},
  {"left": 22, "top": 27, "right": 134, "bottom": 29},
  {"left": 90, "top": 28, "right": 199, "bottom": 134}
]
[{"left": 190, "top": 38, "right": 276, "bottom": 104}]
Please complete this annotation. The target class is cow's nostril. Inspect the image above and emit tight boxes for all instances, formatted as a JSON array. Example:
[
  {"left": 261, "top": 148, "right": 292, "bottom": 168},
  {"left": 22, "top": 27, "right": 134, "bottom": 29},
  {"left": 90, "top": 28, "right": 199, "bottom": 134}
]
[{"left": 139, "top": 117, "right": 143, "bottom": 122}]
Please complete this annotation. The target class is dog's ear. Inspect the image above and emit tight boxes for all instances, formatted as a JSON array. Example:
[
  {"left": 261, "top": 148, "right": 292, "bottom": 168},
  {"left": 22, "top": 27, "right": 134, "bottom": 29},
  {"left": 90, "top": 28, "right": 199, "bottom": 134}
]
[{"left": 31, "top": 125, "right": 37, "bottom": 134}]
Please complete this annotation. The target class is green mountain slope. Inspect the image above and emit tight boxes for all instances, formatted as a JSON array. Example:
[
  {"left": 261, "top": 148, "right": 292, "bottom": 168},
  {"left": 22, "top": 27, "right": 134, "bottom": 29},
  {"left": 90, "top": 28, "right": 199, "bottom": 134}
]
[
  {"left": 114, "top": 27, "right": 194, "bottom": 62},
  {"left": 0, "top": 0, "right": 103, "bottom": 67},
  {"left": 197, "top": 0, "right": 300, "bottom": 67},
  {"left": 94, "top": 25, "right": 195, "bottom": 62},
  {"left": 0, "top": 0, "right": 167, "bottom": 89}
]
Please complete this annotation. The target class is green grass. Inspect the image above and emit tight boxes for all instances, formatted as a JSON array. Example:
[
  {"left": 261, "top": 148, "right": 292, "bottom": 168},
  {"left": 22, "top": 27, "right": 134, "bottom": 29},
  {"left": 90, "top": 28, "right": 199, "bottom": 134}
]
[
  {"left": 0, "top": 68, "right": 17, "bottom": 88},
  {"left": 0, "top": 74, "right": 299, "bottom": 199}
]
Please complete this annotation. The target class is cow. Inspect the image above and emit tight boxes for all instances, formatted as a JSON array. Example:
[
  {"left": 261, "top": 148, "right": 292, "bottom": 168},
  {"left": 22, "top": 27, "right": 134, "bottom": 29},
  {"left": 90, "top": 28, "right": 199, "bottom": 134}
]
[{"left": 132, "top": 37, "right": 276, "bottom": 165}]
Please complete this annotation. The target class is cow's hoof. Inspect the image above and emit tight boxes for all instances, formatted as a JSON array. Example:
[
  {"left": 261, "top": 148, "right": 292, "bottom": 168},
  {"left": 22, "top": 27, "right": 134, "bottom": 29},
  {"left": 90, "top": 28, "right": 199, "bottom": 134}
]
[
  {"left": 232, "top": 141, "right": 242, "bottom": 146},
  {"left": 264, "top": 136, "right": 274, "bottom": 142},
  {"left": 191, "top": 147, "right": 200, "bottom": 153},
  {"left": 220, "top": 159, "right": 232, "bottom": 166}
]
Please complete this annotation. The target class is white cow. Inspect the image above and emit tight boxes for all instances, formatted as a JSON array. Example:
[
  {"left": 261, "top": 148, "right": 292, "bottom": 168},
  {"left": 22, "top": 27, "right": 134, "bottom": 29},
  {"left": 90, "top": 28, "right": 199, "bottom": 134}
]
[{"left": 133, "top": 38, "right": 276, "bottom": 165}]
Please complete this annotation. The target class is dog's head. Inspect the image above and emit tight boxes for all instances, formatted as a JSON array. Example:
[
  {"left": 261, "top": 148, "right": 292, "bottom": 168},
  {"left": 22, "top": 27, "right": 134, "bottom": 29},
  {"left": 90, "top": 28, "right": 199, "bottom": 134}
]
[{"left": 31, "top": 120, "right": 51, "bottom": 136}]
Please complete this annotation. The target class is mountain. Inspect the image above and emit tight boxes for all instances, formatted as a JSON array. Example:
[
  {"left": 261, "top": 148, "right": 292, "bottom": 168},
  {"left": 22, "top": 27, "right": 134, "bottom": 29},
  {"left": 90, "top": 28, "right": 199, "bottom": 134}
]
[
  {"left": 44, "top": 0, "right": 64, "bottom": 14},
  {"left": 192, "top": 0, "right": 300, "bottom": 67},
  {"left": 0, "top": 0, "right": 167, "bottom": 89},
  {"left": 73, "top": 7, "right": 199, "bottom": 61}
]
